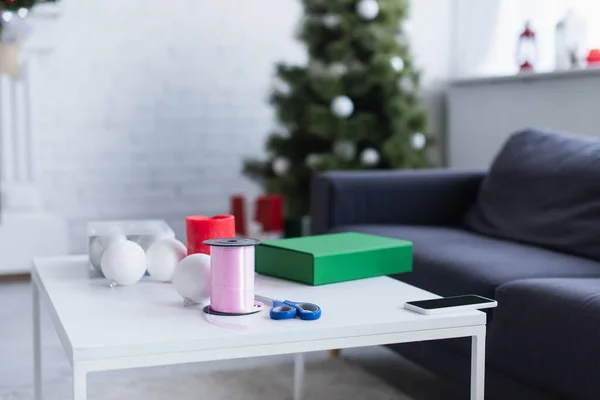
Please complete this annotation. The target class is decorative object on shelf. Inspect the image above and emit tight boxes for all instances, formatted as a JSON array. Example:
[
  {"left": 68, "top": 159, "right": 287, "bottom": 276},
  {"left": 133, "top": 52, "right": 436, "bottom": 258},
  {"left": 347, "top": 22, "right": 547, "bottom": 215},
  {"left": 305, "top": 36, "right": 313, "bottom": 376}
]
[
  {"left": 356, "top": 0, "right": 379, "bottom": 21},
  {"left": 411, "top": 132, "right": 427, "bottom": 150},
  {"left": 87, "top": 220, "right": 175, "bottom": 278},
  {"left": 101, "top": 240, "right": 147, "bottom": 287},
  {"left": 185, "top": 214, "right": 236, "bottom": 256},
  {"left": 204, "top": 238, "right": 261, "bottom": 315},
  {"left": 230, "top": 195, "right": 247, "bottom": 236},
  {"left": 587, "top": 49, "right": 600, "bottom": 66},
  {"left": 173, "top": 253, "right": 211, "bottom": 306},
  {"left": 146, "top": 238, "right": 187, "bottom": 282},
  {"left": 243, "top": 0, "right": 430, "bottom": 219},
  {"left": 254, "top": 194, "right": 284, "bottom": 235},
  {"left": 333, "top": 140, "right": 356, "bottom": 160},
  {"left": 516, "top": 21, "right": 537, "bottom": 72},
  {"left": 555, "top": 9, "right": 587, "bottom": 70},
  {"left": 360, "top": 148, "right": 380, "bottom": 166},
  {"left": 256, "top": 232, "right": 413, "bottom": 286},
  {"left": 390, "top": 56, "right": 404, "bottom": 72},
  {"left": 331, "top": 95, "right": 354, "bottom": 118}
]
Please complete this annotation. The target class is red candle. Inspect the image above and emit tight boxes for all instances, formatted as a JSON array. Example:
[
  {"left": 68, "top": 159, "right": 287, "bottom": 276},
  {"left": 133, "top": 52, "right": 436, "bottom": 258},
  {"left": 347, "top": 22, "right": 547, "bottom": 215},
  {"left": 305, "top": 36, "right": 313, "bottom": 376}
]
[
  {"left": 186, "top": 215, "right": 236, "bottom": 255},
  {"left": 230, "top": 195, "right": 247, "bottom": 236},
  {"left": 254, "top": 195, "right": 283, "bottom": 233},
  {"left": 587, "top": 49, "right": 600, "bottom": 65}
]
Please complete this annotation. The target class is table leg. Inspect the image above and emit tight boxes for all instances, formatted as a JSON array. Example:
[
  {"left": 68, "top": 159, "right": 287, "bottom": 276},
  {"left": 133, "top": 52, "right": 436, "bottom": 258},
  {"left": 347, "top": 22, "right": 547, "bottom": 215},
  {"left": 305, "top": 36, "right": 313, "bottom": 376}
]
[
  {"left": 470, "top": 328, "right": 486, "bottom": 400},
  {"left": 32, "top": 282, "right": 42, "bottom": 400},
  {"left": 72, "top": 366, "right": 87, "bottom": 400},
  {"left": 293, "top": 353, "right": 305, "bottom": 400}
]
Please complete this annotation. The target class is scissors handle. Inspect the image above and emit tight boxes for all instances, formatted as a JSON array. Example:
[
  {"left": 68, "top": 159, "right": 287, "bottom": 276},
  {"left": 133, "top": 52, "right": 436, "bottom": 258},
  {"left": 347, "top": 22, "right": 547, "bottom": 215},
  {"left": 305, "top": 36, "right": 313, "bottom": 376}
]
[
  {"left": 269, "top": 300, "right": 297, "bottom": 320},
  {"left": 284, "top": 300, "right": 322, "bottom": 321}
]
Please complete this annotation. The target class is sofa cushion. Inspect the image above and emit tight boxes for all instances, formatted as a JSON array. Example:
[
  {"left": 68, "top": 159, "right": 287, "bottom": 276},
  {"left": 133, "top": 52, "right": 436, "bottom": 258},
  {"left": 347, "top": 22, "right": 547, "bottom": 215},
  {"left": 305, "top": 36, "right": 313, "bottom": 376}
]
[
  {"left": 331, "top": 225, "right": 600, "bottom": 299},
  {"left": 489, "top": 278, "right": 600, "bottom": 400},
  {"left": 464, "top": 129, "right": 600, "bottom": 262}
]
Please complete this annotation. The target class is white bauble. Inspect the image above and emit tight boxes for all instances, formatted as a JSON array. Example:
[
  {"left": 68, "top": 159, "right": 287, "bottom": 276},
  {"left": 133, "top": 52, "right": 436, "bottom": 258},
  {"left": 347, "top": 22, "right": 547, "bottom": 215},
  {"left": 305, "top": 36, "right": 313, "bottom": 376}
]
[
  {"left": 329, "top": 63, "right": 348, "bottom": 76},
  {"left": 133, "top": 232, "right": 175, "bottom": 251},
  {"left": 305, "top": 153, "right": 321, "bottom": 168},
  {"left": 146, "top": 238, "right": 187, "bottom": 282},
  {"left": 412, "top": 132, "right": 427, "bottom": 150},
  {"left": 361, "top": 148, "right": 380, "bottom": 166},
  {"left": 101, "top": 240, "right": 147, "bottom": 286},
  {"left": 399, "top": 76, "right": 414, "bottom": 92},
  {"left": 322, "top": 14, "right": 340, "bottom": 28},
  {"left": 356, "top": 0, "right": 379, "bottom": 21},
  {"left": 331, "top": 95, "right": 354, "bottom": 118},
  {"left": 391, "top": 56, "right": 405, "bottom": 72},
  {"left": 89, "top": 233, "right": 127, "bottom": 272},
  {"left": 173, "top": 254, "right": 211, "bottom": 305},
  {"left": 333, "top": 140, "right": 356, "bottom": 160},
  {"left": 272, "top": 157, "right": 290, "bottom": 175}
]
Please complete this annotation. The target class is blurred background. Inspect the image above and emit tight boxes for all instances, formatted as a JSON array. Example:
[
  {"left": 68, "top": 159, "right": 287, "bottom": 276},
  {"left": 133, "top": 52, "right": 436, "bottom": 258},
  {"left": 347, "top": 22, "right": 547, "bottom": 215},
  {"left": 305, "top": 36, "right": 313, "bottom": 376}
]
[{"left": 0, "top": 0, "right": 598, "bottom": 274}]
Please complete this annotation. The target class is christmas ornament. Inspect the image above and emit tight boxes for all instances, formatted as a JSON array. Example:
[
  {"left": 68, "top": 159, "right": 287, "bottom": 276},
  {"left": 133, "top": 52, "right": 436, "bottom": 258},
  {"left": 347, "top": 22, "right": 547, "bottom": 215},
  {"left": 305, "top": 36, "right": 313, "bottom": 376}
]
[
  {"left": 587, "top": 49, "right": 600, "bottom": 66},
  {"left": 356, "top": 0, "right": 379, "bottom": 21},
  {"left": 322, "top": 14, "right": 340, "bottom": 29},
  {"left": 173, "top": 253, "right": 211, "bottom": 305},
  {"left": 17, "top": 8, "right": 28, "bottom": 18},
  {"left": 360, "top": 148, "right": 380, "bottom": 166},
  {"left": 329, "top": 63, "right": 348, "bottom": 76},
  {"left": 272, "top": 157, "right": 290, "bottom": 175},
  {"left": 89, "top": 232, "right": 127, "bottom": 273},
  {"left": 399, "top": 76, "right": 414, "bottom": 92},
  {"left": 146, "top": 238, "right": 187, "bottom": 282},
  {"left": 391, "top": 56, "right": 405, "bottom": 72},
  {"left": 333, "top": 140, "right": 356, "bottom": 160},
  {"left": 305, "top": 153, "right": 321, "bottom": 168},
  {"left": 101, "top": 240, "right": 147, "bottom": 287},
  {"left": 411, "top": 132, "right": 427, "bottom": 150},
  {"left": 516, "top": 21, "right": 537, "bottom": 72},
  {"left": 331, "top": 95, "right": 354, "bottom": 118}
]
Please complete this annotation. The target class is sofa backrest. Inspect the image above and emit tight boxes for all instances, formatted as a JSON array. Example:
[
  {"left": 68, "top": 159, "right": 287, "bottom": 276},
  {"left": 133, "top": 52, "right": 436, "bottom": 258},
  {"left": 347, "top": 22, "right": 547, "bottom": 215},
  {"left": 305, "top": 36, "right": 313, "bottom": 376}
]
[{"left": 464, "top": 129, "right": 600, "bottom": 261}]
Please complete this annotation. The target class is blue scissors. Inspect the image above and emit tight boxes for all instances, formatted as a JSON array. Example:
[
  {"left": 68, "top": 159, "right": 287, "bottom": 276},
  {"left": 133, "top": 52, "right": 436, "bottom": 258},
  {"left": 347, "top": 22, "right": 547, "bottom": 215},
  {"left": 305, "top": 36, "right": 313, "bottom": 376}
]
[{"left": 255, "top": 295, "right": 322, "bottom": 321}]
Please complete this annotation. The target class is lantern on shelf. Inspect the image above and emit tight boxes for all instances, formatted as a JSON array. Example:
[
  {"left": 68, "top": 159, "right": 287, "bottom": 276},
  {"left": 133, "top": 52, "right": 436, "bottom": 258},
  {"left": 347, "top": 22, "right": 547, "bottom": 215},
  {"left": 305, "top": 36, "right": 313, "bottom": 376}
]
[{"left": 516, "top": 21, "right": 537, "bottom": 72}]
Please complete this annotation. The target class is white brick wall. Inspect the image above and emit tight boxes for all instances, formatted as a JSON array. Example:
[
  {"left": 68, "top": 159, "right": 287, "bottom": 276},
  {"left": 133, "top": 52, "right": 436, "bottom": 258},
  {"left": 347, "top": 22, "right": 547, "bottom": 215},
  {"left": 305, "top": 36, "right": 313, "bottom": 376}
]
[
  {"left": 27, "top": 0, "right": 451, "bottom": 253},
  {"left": 31, "top": 0, "right": 305, "bottom": 252}
]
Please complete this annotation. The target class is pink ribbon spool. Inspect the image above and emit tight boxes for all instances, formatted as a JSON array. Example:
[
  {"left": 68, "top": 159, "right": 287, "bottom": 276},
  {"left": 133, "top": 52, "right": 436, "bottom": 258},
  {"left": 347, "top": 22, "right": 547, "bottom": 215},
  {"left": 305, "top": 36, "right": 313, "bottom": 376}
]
[{"left": 203, "top": 238, "right": 261, "bottom": 314}]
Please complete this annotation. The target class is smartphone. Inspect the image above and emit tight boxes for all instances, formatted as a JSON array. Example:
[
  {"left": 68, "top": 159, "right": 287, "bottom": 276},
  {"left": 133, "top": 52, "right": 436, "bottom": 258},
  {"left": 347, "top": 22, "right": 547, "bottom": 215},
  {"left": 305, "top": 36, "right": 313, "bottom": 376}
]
[{"left": 404, "top": 295, "right": 497, "bottom": 315}]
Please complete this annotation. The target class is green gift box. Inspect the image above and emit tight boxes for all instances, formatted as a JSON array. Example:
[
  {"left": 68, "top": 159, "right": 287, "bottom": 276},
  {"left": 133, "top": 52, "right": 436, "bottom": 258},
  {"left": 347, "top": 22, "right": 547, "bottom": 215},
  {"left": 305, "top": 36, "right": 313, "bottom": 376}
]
[{"left": 255, "top": 232, "right": 413, "bottom": 285}]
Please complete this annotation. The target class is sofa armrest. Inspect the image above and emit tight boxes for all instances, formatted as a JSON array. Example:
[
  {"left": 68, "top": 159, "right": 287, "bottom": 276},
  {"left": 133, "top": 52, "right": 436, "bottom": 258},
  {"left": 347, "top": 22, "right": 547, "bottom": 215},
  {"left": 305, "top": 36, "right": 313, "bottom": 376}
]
[{"left": 310, "top": 168, "right": 486, "bottom": 234}]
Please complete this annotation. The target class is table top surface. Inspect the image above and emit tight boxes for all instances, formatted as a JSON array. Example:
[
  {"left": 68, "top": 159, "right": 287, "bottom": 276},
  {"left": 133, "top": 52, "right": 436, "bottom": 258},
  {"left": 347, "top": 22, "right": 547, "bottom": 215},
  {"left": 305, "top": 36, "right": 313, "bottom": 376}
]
[{"left": 33, "top": 255, "right": 485, "bottom": 361}]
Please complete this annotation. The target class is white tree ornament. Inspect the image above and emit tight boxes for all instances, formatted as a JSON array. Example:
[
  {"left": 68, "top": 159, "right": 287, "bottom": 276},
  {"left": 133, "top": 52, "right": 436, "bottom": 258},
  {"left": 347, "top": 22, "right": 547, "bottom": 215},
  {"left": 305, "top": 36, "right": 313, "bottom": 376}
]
[
  {"left": 305, "top": 153, "right": 321, "bottom": 168},
  {"left": 412, "top": 132, "right": 427, "bottom": 150},
  {"left": 391, "top": 56, "right": 405, "bottom": 72},
  {"left": 272, "top": 157, "right": 290, "bottom": 175},
  {"left": 333, "top": 140, "right": 356, "bottom": 160},
  {"left": 146, "top": 238, "right": 187, "bottom": 282},
  {"left": 361, "top": 148, "right": 380, "bottom": 165},
  {"left": 323, "top": 14, "right": 340, "bottom": 28},
  {"left": 356, "top": 0, "right": 380, "bottom": 21},
  {"left": 173, "top": 254, "right": 211, "bottom": 305},
  {"left": 331, "top": 95, "right": 354, "bottom": 118},
  {"left": 101, "top": 240, "right": 147, "bottom": 287}
]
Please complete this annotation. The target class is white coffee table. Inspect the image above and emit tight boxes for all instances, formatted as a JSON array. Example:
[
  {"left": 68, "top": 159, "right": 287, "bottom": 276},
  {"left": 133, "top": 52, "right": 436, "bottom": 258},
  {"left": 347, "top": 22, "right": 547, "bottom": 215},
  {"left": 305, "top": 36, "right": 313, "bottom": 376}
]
[{"left": 32, "top": 255, "right": 487, "bottom": 400}]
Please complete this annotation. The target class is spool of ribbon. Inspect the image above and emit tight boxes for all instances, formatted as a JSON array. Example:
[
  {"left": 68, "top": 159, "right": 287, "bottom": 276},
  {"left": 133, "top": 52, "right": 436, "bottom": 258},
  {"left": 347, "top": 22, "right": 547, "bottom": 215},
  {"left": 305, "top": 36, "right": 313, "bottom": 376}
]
[
  {"left": 186, "top": 215, "right": 235, "bottom": 255},
  {"left": 203, "top": 238, "right": 261, "bottom": 314}
]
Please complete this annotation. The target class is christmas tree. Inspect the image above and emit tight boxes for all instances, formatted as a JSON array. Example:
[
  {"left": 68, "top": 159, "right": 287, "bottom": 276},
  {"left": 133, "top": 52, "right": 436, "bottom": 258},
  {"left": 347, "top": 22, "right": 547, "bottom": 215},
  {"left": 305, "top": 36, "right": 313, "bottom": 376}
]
[{"left": 244, "top": 0, "right": 430, "bottom": 218}]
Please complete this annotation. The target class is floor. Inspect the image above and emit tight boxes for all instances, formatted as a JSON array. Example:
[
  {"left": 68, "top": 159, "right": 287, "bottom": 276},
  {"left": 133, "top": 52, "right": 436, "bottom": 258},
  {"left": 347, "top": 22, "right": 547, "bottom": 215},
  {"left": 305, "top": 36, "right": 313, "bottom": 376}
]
[{"left": 0, "top": 279, "right": 463, "bottom": 400}]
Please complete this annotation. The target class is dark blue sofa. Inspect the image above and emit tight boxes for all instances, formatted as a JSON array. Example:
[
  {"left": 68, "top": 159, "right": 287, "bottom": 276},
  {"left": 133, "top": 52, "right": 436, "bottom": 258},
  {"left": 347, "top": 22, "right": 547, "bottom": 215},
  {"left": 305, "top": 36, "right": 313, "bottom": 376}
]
[{"left": 311, "top": 129, "right": 600, "bottom": 400}]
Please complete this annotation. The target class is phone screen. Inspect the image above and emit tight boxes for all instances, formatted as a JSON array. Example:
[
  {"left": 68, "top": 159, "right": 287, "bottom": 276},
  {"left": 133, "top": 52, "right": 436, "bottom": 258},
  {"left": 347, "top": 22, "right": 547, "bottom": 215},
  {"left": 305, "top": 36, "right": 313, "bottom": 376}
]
[{"left": 406, "top": 295, "right": 494, "bottom": 310}]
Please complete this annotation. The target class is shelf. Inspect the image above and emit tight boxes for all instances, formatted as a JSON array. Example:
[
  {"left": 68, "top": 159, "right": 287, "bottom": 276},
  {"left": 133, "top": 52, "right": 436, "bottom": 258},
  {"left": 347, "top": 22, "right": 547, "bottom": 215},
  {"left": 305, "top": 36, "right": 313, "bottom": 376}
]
[{"left": 451, "top": 67, "right": 600, "bottom": 87}]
